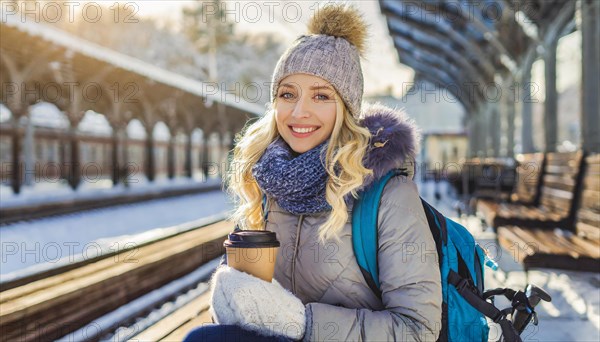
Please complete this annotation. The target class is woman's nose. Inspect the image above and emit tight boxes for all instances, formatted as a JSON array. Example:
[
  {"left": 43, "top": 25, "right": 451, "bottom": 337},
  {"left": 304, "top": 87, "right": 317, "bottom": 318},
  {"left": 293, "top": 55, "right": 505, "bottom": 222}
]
[{"left": 291, "top": 96, "right": 312, "bottom": 118}]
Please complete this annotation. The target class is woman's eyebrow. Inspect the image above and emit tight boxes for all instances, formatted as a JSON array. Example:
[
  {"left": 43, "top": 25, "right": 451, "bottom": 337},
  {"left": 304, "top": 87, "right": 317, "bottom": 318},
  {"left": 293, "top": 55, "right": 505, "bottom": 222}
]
[
  {"left": 279, "top": 83, "right": 296, "bottom": 90},
  {"left": 309, "top": 85, "right": 334, "bottom": 91}
]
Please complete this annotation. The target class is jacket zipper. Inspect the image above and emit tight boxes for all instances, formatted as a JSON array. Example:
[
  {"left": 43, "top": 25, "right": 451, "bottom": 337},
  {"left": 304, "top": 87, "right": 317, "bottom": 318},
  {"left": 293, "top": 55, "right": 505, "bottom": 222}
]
[{"left": 291, "top": 214, "right": 304, "bottom": 295}]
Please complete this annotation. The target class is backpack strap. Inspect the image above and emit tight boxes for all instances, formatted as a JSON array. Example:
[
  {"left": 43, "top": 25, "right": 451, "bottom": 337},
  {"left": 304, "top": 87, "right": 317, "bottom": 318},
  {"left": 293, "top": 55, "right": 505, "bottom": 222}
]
[
  {"left": 352, "top": 169, "right": 406, "bottom": 298},
  {"left": 448, "top": 271, "right": 523, "bottom": 342}
]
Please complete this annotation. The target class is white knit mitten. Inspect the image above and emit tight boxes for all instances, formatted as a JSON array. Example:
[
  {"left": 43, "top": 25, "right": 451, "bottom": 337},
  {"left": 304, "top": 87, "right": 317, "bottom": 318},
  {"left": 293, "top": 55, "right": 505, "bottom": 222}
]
[{"left": 209, "top": 265, "right": 306, "bottom": 340}]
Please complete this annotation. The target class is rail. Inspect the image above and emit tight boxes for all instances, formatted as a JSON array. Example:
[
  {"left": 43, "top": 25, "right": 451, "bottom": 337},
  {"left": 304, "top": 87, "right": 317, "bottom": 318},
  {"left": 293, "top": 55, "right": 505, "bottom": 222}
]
[{"left": 0, "top": 217, "right": 232, "bottom": 342}]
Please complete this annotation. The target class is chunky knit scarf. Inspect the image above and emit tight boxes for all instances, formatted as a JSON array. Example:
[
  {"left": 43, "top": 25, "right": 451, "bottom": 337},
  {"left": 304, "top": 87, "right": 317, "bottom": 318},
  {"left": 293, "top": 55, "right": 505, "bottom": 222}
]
[{"left": 252, "top": 137, "right": 331, "bottom": 215}]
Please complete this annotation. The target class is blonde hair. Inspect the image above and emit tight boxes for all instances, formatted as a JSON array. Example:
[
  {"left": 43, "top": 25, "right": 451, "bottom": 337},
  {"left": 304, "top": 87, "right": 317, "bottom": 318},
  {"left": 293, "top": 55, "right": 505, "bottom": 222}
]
[{"left": 226, "top": 95, "right": 372, "bottom": 242}]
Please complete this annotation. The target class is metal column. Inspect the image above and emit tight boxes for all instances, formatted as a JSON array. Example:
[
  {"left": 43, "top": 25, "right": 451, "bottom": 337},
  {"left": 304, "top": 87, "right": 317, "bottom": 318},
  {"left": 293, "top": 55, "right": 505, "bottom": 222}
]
[
  {"left": 581, "top": 0, "right": 600, "bottom": 152},
  {"left": 544, "top": 39, "right": 559, "bottom": 152}
]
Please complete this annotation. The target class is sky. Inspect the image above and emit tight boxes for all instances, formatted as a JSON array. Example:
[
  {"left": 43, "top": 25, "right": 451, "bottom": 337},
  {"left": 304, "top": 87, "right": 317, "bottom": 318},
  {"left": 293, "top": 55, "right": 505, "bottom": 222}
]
[{"left": 129, "top": 0, "right": 415, "bottom": 97}]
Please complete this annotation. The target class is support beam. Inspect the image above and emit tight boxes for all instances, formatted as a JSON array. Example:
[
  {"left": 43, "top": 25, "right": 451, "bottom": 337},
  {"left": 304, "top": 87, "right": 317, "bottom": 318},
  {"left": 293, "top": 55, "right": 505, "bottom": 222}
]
[
  {"left": 23, "top": 116, "right": 35, "bottom": 187},
  {"left": 68, "top": 124, "right": 80, "bottom": 190},
  {"left": 482, "top": 112, "right": 490, "bottom": 157},
  {"left": 521, "top": 63, "right": 536, "bottom": 153},
  {"left": 581, "top": 0, "right": 600, "bottom": 153},
  {"left": 201, "top": 134, "right": 210, "bottom": 180},
  {"left": 145, "top": 127, "right": 155, "bottom": 182},
  {"left": 111, "top": 126, "right": 120, "bottom": 187},
  {"left": 490, "top": 106, "right": 501, "bottom": 157},
  {"left": 505, "top": 79, "right": 516, "bottom": 157},
  {"left": 468, "top": 117, "right": 478, "bottom": 158},
  {"left": 185, "top": 131, "right": 193, "bottom": 178},
  {"left": 543, "top": 38, "right": 558, "bottom": 152},
  {"left": 9, "top": 110, "right": 25, "bottom": 194},
  {"left": 122, "top": 128, "right": 129, "bottom": 184},
  {"left": 480, "top": 106, "right": 490, "bottom": 157},
  {"left": 167, "top": 136, "right": 175, "bottom": 179}
]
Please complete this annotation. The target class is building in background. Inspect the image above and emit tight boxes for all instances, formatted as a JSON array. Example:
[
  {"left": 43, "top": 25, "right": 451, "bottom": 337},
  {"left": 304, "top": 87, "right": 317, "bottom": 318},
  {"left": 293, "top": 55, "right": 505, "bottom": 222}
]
[{"left": 367, "top": 79, "right": 467, "bottom": 180}]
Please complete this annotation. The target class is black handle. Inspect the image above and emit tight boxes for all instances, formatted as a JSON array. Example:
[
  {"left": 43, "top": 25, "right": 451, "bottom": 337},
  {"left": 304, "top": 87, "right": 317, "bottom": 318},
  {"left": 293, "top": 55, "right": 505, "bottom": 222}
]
[{"left": 512, "top": 284, "right": 552, "bottom": 334}]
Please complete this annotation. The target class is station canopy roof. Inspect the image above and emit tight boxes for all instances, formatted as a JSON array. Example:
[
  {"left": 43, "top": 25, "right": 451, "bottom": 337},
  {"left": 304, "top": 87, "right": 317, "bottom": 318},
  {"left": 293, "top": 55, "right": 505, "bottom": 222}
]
[{"left": 379, "top": 0, "right": 575, "bottom": 113}]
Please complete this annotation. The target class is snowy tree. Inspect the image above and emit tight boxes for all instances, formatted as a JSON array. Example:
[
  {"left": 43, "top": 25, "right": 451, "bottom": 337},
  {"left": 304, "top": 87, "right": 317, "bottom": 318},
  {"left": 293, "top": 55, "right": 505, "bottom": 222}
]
[{"left": 182, "top": 0, "right": 234, "bottom": 82}]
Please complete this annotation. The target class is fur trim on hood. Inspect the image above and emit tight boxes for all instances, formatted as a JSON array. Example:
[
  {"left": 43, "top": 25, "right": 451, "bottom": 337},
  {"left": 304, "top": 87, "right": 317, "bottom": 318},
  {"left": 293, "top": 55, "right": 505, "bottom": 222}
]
[{"left": 358, "top": 103, "right": 420, "bottom": 190}]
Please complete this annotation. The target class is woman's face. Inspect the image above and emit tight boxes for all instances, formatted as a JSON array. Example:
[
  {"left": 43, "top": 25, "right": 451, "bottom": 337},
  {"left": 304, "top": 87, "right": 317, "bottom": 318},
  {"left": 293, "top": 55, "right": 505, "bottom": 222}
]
[{"left": 275, "top": 74, "right": 338, "bottom": 154}]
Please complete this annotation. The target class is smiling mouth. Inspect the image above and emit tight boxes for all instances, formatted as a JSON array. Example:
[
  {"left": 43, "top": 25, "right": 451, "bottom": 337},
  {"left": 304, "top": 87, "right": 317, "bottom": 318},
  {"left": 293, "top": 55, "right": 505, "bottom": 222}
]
[{"left": 290, "top": 126, "right": 319, "bottom": 134}]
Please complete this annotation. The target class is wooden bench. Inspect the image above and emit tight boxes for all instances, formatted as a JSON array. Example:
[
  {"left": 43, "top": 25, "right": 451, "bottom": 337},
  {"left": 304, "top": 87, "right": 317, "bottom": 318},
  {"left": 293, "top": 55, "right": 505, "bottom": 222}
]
[
  {"left": 455, "top": 158, "right": 507, "bottom": 198},
  {"left": 477, "top": 153, "right": 545, "bottom": 228},
  {"left": 497, "top": 154, "right": 600, "bottom": 273},
  {"left": 488, "top": 152, "right": 584, "bottom": 230},
  {"left": 470, "top": 157, "right": 516, "bottom": 201}
]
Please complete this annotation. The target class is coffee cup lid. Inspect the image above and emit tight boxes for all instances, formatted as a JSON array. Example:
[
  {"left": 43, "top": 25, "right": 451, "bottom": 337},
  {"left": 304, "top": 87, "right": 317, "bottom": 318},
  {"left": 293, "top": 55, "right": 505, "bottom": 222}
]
[{"left": 224, "top": 230, "right": 280, "bottom": 248}]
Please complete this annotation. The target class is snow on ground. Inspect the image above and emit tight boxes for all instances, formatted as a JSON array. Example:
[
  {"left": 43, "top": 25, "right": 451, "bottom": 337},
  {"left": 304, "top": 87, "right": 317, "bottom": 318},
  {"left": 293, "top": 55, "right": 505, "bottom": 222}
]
[
  {"left": 0, "top": 175, "right": 217, "bottom": 209},
  {"left": 484, "top": 242, "right": 600, "bottom": 341},
  {"left": 0, "top": 184, "right": 233, "bottom": 280}
]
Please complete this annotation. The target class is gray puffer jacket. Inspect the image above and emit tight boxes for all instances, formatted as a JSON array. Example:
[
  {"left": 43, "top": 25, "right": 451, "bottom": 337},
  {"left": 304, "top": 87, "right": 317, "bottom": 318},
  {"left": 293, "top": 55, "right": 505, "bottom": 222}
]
[{"left": 266, "top": 104, "right": 442, "bottom": 341}]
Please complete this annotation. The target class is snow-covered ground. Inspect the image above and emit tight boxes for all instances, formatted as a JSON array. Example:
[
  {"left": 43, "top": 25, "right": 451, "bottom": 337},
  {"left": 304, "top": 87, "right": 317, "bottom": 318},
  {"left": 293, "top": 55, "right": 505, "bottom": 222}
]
[
  {"left": 0, "top": 185, "right": 234, "bottom": 281},
  {"left": 0, "top": 174, "right": 218, "bottom": 209}
]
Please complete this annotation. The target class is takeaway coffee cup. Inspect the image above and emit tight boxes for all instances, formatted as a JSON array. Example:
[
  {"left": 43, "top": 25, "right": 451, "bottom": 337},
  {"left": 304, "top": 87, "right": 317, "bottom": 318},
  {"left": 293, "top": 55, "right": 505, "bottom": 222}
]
[{"left": 224, "top": 230, "right": 280, "bottom": 282}]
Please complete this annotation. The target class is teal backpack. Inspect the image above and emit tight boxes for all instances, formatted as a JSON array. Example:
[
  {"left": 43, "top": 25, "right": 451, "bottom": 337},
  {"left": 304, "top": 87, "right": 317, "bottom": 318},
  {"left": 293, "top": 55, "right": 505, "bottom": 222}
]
[{"left": 352, "top": 169, "right": 524, "bottom": 342}]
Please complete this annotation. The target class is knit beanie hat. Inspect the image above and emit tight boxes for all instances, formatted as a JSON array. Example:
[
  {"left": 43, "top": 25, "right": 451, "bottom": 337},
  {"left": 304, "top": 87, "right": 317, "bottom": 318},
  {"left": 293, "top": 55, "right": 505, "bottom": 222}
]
[{"left": 270, "top": 4, "right": 368, "bottom": 118}]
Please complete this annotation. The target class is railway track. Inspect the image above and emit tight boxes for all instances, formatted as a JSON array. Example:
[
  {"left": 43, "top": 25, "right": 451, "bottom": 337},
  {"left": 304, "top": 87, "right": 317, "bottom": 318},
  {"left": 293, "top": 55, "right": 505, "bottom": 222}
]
[
  {"left": 69, "top": 261, "right": 217, "bottom": 342},
  {"left": 0, "top": 182, "right": 222, "bottom": 226},
  {"left": 126, "top": 283, "right": 215, "bottom": 341},
  {"left": 0, "top": 217, "right": 232, "bottom": 342}
]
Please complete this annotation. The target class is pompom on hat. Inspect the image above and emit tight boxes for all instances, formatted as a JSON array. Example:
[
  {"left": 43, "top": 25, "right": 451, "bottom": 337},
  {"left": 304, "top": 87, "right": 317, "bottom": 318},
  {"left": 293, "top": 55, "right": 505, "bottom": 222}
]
[{"left": 270, "top": 4, "right": 368, "bottom": 118}]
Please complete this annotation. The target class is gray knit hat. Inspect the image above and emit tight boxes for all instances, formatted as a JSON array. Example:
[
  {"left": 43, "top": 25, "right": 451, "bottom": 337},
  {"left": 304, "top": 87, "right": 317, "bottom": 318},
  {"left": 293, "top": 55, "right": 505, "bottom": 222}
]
[{"left": 270, "top": 5, "right": 368, "bottom": 118}]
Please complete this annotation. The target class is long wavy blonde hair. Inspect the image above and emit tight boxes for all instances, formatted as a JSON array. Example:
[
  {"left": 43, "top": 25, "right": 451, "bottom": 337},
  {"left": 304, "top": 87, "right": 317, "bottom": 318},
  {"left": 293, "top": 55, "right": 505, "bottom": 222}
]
[{"left": 226, "top": 94, "right": 372, "bottom": 242}]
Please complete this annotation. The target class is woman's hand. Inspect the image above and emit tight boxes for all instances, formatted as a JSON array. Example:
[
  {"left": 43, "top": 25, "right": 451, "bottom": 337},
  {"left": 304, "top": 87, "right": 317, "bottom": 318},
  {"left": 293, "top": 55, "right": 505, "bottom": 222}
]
[{"left": 209, "top": 265, "right": 306, "bottom": 340}]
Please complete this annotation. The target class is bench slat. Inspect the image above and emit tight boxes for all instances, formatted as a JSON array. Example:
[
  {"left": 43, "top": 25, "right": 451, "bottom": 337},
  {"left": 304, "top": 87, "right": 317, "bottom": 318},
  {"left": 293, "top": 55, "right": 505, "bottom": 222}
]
[
  {"left": 569, "top": 235, "right": 600, "bottom": 259},
  {"left": 546, "top": 152, "right": 582, "bottom": 162},
  {"left": 582, "top": 190, "right": 600, "bottom": 210},
  {"left": 530, "top": 230, "right": 589, "bottom": 257},
  {"left": 498, "top": 227, "right": 600, "bottom": 272},
  {"left": 577, "top": 222, "right": 600, "bottom": 240}
]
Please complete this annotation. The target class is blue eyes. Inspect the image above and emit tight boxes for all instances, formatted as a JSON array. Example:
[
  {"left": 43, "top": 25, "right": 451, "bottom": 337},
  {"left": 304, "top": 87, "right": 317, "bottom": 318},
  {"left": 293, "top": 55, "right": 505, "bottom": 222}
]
[
  {"left": 278, "top": 92, "right": 330, "bottom": 101},
  {"left": 279, "top": 92, "right": 294, "bottom": 100}
]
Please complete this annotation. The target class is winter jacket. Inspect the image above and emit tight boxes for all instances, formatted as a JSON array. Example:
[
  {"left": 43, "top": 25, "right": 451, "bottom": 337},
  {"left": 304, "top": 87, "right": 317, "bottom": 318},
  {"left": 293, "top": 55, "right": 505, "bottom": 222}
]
[{"left": 265, "top": 104, "right": 442, "bottom": 341}]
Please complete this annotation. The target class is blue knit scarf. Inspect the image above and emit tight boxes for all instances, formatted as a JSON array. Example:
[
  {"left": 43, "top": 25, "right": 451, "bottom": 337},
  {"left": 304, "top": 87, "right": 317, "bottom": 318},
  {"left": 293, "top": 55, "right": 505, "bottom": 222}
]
[{"left": 252, "top": 137, "right": 331, "bottom": 215}]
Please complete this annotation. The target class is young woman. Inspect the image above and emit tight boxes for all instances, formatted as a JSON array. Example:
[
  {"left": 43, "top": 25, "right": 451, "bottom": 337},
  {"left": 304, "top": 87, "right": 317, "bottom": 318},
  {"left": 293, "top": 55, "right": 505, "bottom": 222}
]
[{"left": 184, "top": 5, "right": 441, "bottom": 342}]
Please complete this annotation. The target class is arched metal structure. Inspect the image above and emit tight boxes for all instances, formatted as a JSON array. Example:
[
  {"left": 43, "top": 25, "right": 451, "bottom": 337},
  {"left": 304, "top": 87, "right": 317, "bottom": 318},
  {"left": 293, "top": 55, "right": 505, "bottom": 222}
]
[{"left": 379, "top": 0, "right": 599, "bottom": 157}]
